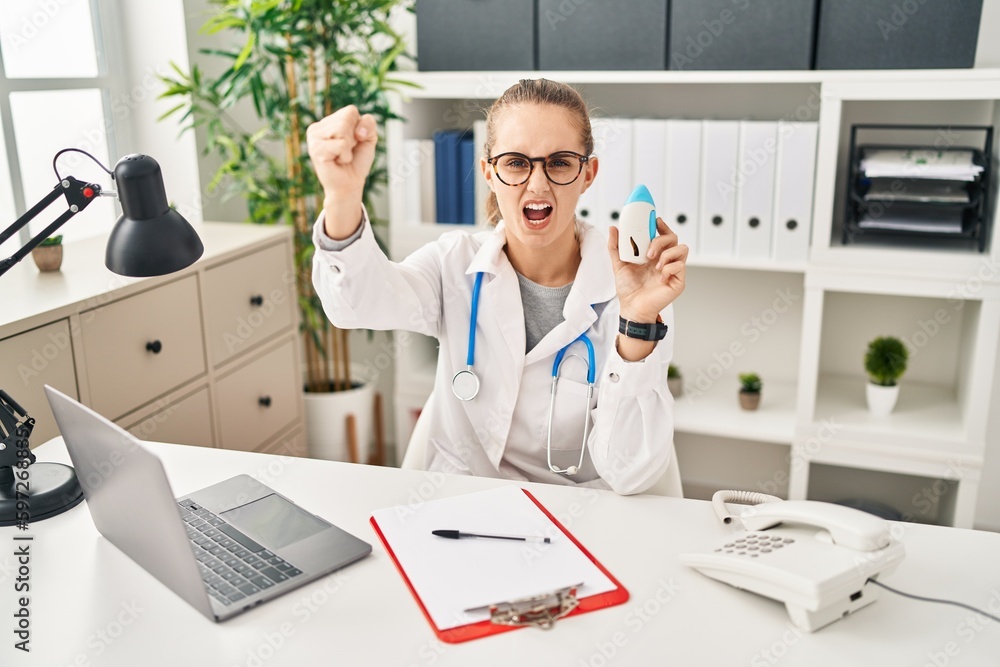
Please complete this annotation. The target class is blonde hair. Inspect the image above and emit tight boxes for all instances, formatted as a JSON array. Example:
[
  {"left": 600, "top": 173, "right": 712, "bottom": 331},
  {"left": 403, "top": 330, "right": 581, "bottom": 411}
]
[{"left": 483, "top": 79, "right": 594, "bottom": 227}]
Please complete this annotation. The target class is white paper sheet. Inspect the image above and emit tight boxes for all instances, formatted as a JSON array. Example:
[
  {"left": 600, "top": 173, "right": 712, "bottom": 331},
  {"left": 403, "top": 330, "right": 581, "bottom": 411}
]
[{"left": 371, "top": 486, "right": 616, "bottom": 631}]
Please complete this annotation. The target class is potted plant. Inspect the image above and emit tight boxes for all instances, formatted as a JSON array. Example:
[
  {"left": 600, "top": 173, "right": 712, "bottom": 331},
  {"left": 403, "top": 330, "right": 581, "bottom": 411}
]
[
  {"left": 31, "top": 234, "right": 63, "bottom": 272},
  {"left": 667, "top": 363, "right": 683, "bottom": 397},
  {"left": 738, "top": 372, "right": 762, "bottom": 410},
  {"left": 864, "top": 336, "right": 908, "bottom": 416},
  {"left": 160, "top": 0, "right": 411, "bottom": 461}
]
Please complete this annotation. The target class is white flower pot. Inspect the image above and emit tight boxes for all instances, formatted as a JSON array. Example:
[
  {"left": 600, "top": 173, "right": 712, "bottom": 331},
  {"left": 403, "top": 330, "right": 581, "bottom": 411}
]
[
  {"left": 304, "top": 371, "right": 375, "bottom": 463},
  {"left": 866, "top": 382, "right": 899, "bottom": 417}
]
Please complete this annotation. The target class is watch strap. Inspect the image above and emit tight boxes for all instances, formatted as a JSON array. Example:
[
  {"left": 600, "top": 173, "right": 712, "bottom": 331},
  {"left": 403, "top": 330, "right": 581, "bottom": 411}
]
[{"left": 618, "top": 315, "right": 668, "bottom": 341}]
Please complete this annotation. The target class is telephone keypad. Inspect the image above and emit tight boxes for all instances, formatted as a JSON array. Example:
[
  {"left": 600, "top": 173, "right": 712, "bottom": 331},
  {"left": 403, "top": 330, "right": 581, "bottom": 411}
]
[{"left": 716, "top": 532, "right": 796, "bottom": 558}]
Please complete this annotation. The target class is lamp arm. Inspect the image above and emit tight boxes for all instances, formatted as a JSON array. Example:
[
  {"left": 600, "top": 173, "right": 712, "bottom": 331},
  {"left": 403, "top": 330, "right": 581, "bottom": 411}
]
[{"left": 0, "top": 176, "right": 102, "bottom": 278}]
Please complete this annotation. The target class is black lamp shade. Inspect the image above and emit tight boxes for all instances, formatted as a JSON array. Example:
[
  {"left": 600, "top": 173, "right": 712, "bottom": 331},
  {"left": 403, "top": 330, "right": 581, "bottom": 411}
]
[{"left": 105, "top": 154, "right": 204, "bottom": 277}]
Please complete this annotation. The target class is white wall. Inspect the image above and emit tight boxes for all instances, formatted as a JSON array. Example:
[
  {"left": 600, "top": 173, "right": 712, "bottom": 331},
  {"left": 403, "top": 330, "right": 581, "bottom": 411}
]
[{"left": 110, "top": 0, "right": 201, "bottom": 224}]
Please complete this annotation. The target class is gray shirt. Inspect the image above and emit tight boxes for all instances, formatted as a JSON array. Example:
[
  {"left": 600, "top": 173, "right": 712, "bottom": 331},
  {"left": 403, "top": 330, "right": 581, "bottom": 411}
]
[{"left": 515, "top": 271, "right": 572, "bottom": 353}]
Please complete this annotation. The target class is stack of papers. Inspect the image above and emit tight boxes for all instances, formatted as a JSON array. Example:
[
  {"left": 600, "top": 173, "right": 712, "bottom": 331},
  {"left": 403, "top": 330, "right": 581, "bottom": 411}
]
[
  {"left": 857, "top": 206, "right": 964, "bottom": 234},
  {"left": 861, "top": 149, "right": 983, "bottom": 181},
  {"left": 863, "top": 178, "right": 970, "bottom": 204}
]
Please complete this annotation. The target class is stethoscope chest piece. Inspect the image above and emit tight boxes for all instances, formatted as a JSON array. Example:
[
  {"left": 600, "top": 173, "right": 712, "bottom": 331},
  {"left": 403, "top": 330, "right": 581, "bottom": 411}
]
[{"left": 452, "top": 367, "right": 480, "bottom": 401}]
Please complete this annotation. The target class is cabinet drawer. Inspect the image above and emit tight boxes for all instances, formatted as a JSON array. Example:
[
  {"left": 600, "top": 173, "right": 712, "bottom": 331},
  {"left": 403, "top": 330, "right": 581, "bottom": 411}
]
[
  {"left": 216, "top": 340, "right": 298, "bottom": 451},
  {"left": 0, "top": 320, "right": 78, "bottom": 446},
  {"left": 80, "top": 276, "right": 206, "bottom": 420},
  {"left": 121, "top": 387, "right": 214, "bottom": 448},
  {"left": 203, "top": 243, "right": 294, "bottom": 366}
]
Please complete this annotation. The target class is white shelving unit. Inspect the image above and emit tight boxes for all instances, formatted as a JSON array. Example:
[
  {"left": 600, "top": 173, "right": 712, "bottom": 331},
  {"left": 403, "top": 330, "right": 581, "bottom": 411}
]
[{"left": 384, "top": 70, "right": 1000, "bottom": 526}]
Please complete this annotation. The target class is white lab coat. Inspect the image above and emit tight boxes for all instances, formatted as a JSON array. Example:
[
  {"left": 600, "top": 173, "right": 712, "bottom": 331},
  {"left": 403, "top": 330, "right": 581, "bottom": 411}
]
[{"left": 312, "top": 214, "right": 678, "bottom": 495}]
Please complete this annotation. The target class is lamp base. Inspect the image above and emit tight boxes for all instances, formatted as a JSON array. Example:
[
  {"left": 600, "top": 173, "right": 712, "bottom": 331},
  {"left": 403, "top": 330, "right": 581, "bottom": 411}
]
[{"left": 0, "top": 463, "right": 84, "bottom": 526}]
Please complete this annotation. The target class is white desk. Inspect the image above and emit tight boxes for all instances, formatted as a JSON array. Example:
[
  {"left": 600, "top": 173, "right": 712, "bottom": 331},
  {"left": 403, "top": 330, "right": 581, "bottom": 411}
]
[{"left": 2, "top": 440, "right": 999, "bottom": 666}]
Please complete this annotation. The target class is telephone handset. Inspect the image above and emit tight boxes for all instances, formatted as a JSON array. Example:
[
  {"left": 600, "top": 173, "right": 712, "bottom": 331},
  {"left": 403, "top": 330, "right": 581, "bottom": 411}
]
[{"left": 679, "top": 492, "right": 905, "bottom": 632}]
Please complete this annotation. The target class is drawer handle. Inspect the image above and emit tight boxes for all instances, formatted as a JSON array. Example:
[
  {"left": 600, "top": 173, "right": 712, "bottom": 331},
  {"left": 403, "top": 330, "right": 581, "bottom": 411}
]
[
  {"left": 250, "top": 295, "right": 264, "bottom": 307},
  {"left": 146, "top": 340, "right": 163, "bottom": 354},
  {"left": 258, "top": 396, "right": 272, "bottom": 408}
]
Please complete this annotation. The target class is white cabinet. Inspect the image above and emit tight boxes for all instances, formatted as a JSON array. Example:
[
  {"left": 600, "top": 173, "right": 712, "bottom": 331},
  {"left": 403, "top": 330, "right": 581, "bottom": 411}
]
[
  {"left": 0, "top": 224, "right": 306, "bottom": 457},
  {"left": 383, "top": 69, "right": 1000, "bottom": 528}
]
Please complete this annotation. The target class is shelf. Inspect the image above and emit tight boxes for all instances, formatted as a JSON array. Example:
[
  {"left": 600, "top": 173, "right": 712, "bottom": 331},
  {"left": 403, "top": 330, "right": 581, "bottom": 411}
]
[
  {"left": 673, "top": 377, "right": 796, "bottom": 444},
  {"left": 812, "top": 374, "right": 964, "bottom": 447},
  {"left": 687, "top": 255, "right": 807, "bottom": 273}
]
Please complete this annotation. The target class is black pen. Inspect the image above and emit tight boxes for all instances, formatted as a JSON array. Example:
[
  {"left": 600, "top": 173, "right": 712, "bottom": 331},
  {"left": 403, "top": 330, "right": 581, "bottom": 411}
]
[{"left": 432, "top": 529, "right": 551, "bottom": 544}]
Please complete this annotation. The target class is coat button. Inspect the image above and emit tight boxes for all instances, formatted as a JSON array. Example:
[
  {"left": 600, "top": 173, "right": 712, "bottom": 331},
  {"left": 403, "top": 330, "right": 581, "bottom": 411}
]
[{"left": 608, "top": 372, "right": 620, "bottom": 383}]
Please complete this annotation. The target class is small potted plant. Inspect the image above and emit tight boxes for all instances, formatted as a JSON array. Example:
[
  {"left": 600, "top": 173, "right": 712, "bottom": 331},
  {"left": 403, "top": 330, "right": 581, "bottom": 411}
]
[
  {"left": 865, "top": 336, "right": 908, "bottom": 416},
  {"left": 667, "top": 364, "right": 683, "bottom": 397},
  {"left": 31, "top": 234, "right": 63, "bottom": 272},
  {"left": 739, "top": 372, "right": 762, "bottom": 410}
]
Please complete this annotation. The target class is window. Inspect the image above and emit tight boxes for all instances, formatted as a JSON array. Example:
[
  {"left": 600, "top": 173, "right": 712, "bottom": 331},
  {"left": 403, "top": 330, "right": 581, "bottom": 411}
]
[{"left": 0, "top": 0, "right": 119, "bottom": 258}]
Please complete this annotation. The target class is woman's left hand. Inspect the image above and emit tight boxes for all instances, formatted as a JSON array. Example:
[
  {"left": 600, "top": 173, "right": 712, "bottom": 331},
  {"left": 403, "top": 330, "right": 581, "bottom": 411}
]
[{"left": 607, "top": 217, "right": 688, "bottom": 323}]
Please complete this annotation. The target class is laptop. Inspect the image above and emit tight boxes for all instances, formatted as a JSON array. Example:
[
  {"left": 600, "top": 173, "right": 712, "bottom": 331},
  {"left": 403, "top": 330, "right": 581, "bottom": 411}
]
[{"left": 44, "top": 385, "right": 372, "bottom": 622}]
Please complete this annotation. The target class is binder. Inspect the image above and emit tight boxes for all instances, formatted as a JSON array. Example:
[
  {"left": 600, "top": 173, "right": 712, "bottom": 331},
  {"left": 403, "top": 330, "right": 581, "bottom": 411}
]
[
  {"left": 735, "top": 121, "right": 778, "bottom": 260},
  {"left": 458, "top": 133, "right": 476, "bottom": 224},
  {"left": 472, "top": 120, "right": 488, "bottom": 225},
  {"left": 592, "top": 117, "right": 634, "bottom": 234},
  {"left": 370, "top": 486, "right": 629, "bottom": 643},
  {"left": 772, "top": 121, "right": 818, "bottom": 263},
  {"left": 699, "top": 120, "right": 740, "bottom": 257},
  {"left": 631, "top": 119, "right": 668, "bottom": 218},
  {"left": 419, "top": 139, "right": 437, "bottom": 224},
  {"left": 433, "top": 130, "right": 462, "bottom": 224},
  {"left": 402, "top": 139, "right": 425, "bottom": 224},
  {"left": 664, "top": 119, "right": 702, "bottom": 254}
]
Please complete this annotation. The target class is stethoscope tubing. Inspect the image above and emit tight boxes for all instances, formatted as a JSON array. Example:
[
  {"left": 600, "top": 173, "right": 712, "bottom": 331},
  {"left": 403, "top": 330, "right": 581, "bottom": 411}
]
[{"left": 453, "top": 272, "right": 594, "bottom": 475}]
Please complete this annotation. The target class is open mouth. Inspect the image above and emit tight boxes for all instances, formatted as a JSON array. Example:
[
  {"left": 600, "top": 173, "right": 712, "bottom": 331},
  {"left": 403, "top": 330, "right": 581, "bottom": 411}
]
[{"left": 523, "top": 203, "right": 553, "bottom": 227}]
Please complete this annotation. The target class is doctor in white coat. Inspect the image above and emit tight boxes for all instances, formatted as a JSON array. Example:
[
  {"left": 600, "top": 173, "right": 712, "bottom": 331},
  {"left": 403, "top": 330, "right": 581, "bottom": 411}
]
[{"left": 309, "top": 79, "right": 688, "bottom": 495}]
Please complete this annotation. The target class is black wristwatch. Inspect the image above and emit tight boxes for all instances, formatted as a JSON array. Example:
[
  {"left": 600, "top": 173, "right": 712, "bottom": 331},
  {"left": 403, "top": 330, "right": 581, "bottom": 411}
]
[{"left": 619, "top": 315, "right": 668, "bottom": 341}]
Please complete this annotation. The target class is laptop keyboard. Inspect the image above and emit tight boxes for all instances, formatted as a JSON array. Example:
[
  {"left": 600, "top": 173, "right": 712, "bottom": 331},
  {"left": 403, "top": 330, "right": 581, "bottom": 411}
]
[{"left": 177, "top": 499, "right": 303, "bottom": 607}]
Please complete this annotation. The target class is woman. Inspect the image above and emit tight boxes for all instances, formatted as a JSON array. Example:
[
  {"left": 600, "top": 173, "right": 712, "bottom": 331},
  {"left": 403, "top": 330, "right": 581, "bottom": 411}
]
[{"left": 308, "top": 79, "right": 687, "bottom": 494}]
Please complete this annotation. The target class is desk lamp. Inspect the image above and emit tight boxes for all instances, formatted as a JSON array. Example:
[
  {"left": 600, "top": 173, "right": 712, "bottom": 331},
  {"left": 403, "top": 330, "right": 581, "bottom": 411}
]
[{"left": 0, "top": 149, "right": 204, "bottom": 526}]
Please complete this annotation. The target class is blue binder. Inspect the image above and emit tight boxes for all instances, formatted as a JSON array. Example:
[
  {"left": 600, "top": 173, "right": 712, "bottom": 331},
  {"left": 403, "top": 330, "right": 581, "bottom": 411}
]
[
  {"left": 433, "top": 130, "right": 462, "bottom": 224},
  {"left": 458, "top": 133, "right": 476, "bottom": 224}
]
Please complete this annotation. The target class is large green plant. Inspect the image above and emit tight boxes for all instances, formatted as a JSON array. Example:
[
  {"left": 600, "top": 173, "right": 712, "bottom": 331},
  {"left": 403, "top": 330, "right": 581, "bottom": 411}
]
[{"left": 160, "top": 0, "right": 412, "bottom": 392}]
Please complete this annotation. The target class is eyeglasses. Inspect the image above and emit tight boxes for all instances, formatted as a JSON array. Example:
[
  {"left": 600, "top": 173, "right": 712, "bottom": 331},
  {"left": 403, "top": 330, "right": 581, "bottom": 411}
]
[{"left": 486, "top": 151, "right": 591, "bottom": 186}]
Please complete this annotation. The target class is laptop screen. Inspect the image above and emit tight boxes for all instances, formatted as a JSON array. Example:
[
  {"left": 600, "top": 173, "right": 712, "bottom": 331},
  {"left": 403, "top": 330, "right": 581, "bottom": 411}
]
[{"left": 221, "top": 494, "right": 330, "bottom": 550}]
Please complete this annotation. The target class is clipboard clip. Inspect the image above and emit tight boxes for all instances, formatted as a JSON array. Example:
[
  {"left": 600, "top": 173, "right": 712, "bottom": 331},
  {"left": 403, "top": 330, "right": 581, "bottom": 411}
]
[{"left": 488, "top": 584, "right": 580, "bottom": 630}]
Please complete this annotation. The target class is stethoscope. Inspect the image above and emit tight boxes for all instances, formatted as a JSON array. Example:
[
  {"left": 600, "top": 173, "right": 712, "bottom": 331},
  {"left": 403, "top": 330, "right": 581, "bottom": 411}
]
[{"left": 452, "top": 272, "right": 595, "bottom": 476}]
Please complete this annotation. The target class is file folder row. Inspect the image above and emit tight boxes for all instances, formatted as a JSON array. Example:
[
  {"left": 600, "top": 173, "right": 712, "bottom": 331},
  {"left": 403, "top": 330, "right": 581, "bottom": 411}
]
[
  {"left": 400, "top": 118, "right": 818, "bottom": 264},
  {"left": 402, "top": 121, "right": 487, "bottom": 226},
  {"left": 579, "top": 118, "right": 819, "bottom": 263}
]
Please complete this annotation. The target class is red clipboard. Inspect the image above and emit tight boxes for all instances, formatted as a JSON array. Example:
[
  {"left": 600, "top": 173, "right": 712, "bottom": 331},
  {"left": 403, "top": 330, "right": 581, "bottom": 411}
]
[{"left": 369, "top": 487, "right": 629, "bottom": 643}]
